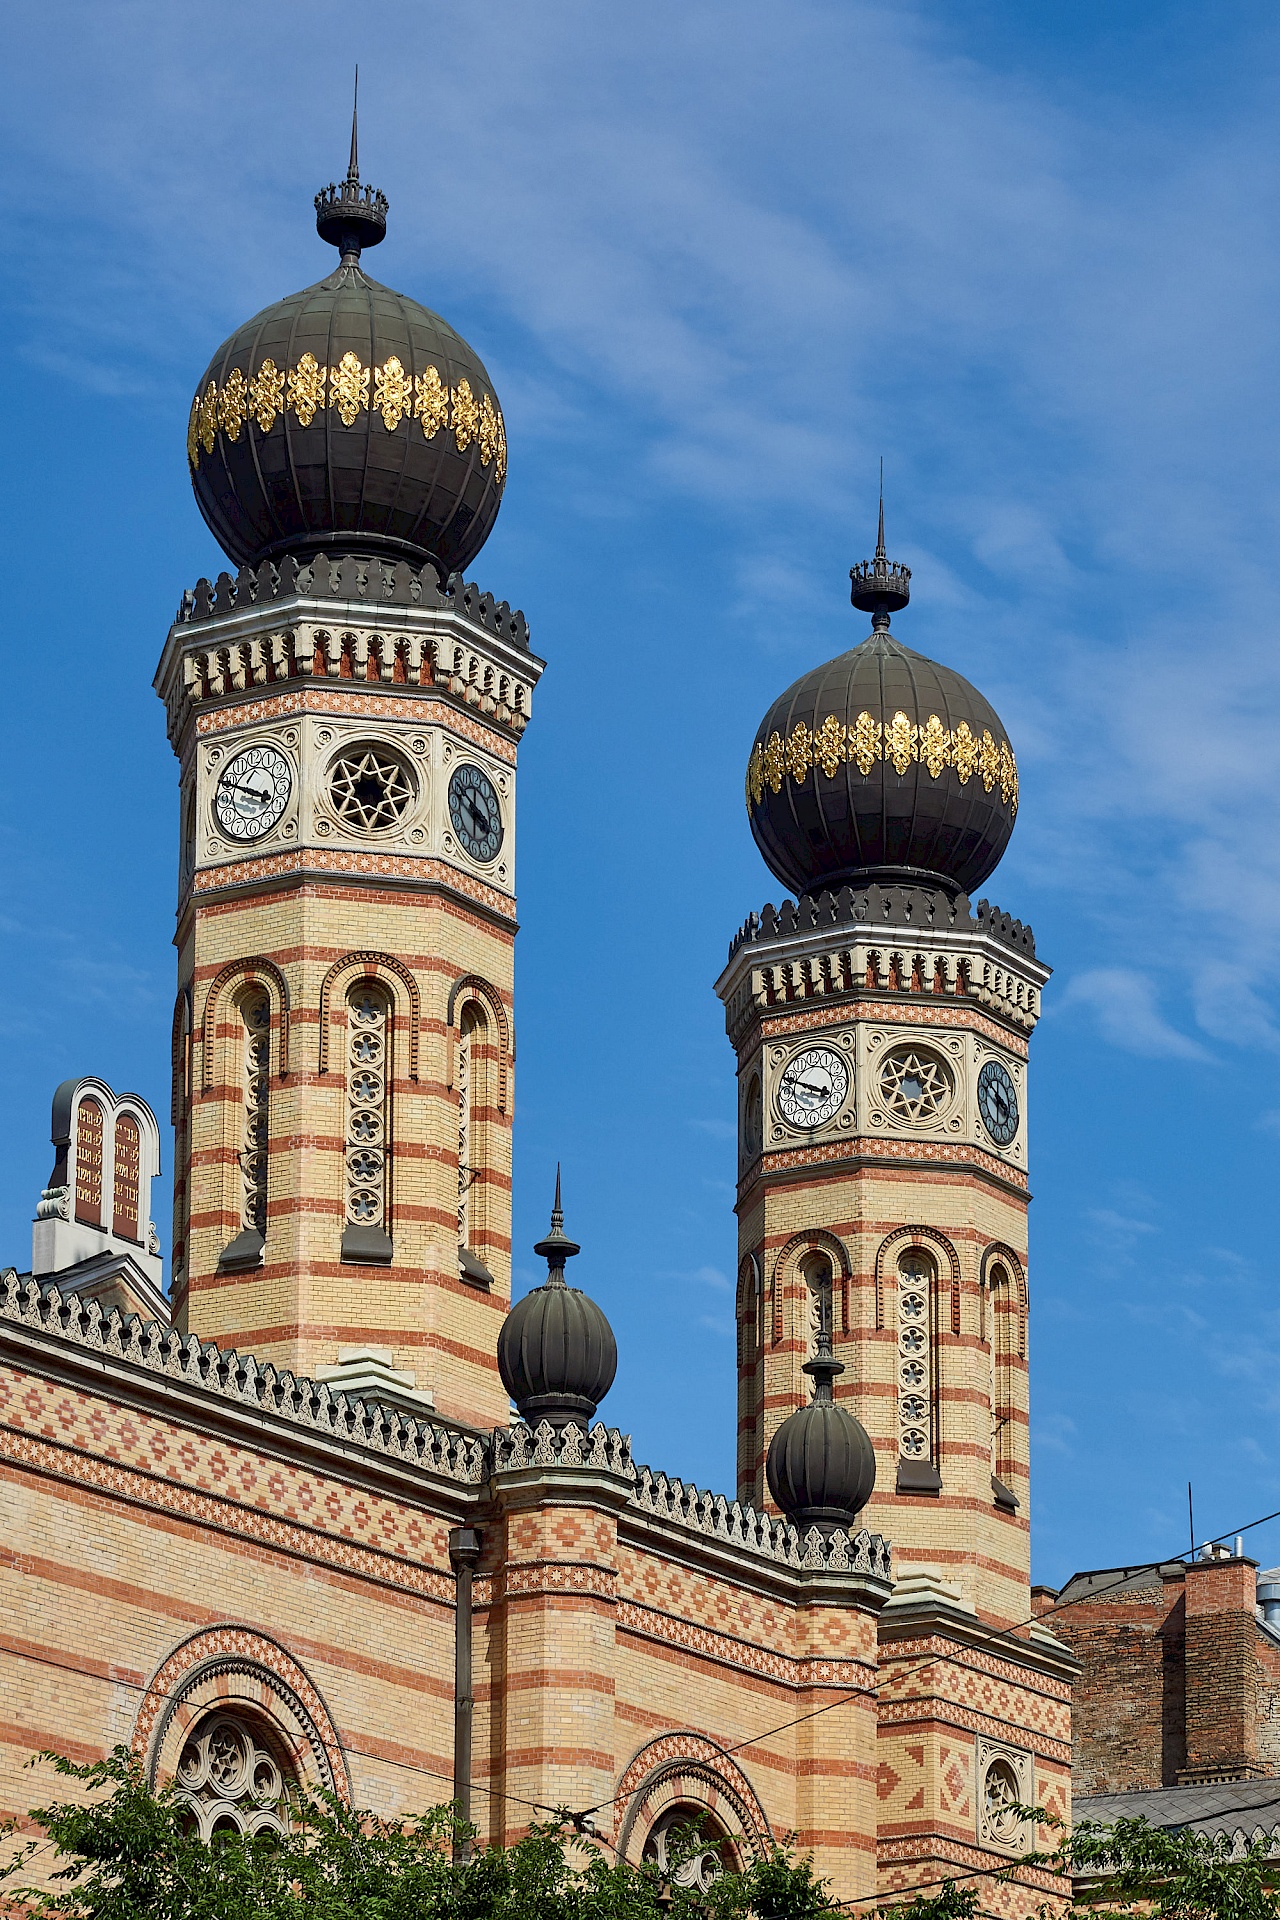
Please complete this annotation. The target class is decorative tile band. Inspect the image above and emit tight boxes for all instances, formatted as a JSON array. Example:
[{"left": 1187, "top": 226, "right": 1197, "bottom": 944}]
[
  {"left": 187, "top": 355, "right": 506, "bottom": 483},
  {"left": 746, "top": 714, "right": 1018, "bottom": 814}
]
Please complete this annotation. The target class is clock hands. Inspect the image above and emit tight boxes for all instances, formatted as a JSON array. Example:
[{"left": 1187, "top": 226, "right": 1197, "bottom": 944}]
[{"left": 788, "top": 1074, "right": 834, "bottom": 1104}]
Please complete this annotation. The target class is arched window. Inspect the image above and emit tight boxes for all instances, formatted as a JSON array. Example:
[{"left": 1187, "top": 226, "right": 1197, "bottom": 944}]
[
  {"left": 240, "top": 993, "right": 271, "bottom": 1246},
  {"left": 742, "top": 1073, "right": 763, "bottom": 1165},
  {"left": 896, "top": 1246, "right": 941, "bottom": 1492},
  {"left": 643, "top": 1805, "right": 735, "bottom": 1891},
  {"left": 457, "top": 1001, "right": 491, "bottom": 1263},
  {"left": 802, "top": 1252, "right": 834, "bottom": 1358},
  {"left": 175, "top": 1709, "right": 296, "bottom": 1842},
  {"left": 341, "top": 983, "right": 393, "bottom": 1263},
  {"left": 74, "top": 1096, "right": 104, "bottom": 1227},
  {"left": 989, "top": 1261, "right": 1019, "bottom": 1506},
  {"left": 736, "top": 1252, "right": 764, "bottom": 1503}
]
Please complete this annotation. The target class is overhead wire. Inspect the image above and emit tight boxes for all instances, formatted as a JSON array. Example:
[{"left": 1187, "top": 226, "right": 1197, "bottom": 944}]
[
  {"left": 572, "top": 1500, "right": 1280, "bottom": 1826},
  {"left": 6, "top": 1496, "right": 1280, "bottom": 1872}
]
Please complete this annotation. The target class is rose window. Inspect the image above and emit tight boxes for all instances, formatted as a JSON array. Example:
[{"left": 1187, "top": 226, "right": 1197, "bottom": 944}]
[
  {"left": 175, "top": 1712, "right": 293, "bottom": 1842},
  {"left": 643, "top": 1807, "right": 731, "bottom": 1893},
  {"left": 879, "top": 1045, "right": 953, "bottom": 1122},
  {"left": 328, "top": 746, "right": 415, "bottom": 831}
]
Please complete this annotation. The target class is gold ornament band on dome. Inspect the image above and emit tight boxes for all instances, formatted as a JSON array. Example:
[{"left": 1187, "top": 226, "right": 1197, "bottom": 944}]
[
  {"left": 744, "top": 711, "right": 1018, "bottom": 814},
  {"left": 187, "top": 355, "right": 507, "bottom": 483}
]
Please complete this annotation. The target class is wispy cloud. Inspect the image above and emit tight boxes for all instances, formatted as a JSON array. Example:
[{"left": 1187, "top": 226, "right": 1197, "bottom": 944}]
[{"left": 1060, "top": 968, "right": 1212, "bottom": 1061}]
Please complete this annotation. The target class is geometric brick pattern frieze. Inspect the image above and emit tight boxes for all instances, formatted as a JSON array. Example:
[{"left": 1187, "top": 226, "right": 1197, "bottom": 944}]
[
  {"left": 879, "top": 1695, "right": 1071, "bottom": 1766},
  {"left": 194, "top": 690, "right": 519, "bottom": 767},
  {"left": 0, "top": 1387, "right": 455, "bottom": 1605},
  {"left": 879, "top": 1633, "right": 1072, "bottom": 1705},
  {"left": 499, "top": 1562, "right": 617, "bottom": 1601}
]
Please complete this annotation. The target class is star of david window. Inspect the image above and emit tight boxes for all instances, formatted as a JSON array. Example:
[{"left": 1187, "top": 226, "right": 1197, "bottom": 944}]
[
  {"left": 879, "top": 1045, "right": 953, "bottom": 1122},
  {"left": 328, "top": 745, "right": 416, "bottom": 832},
  {"left": 976, "top": 1742, "right": 1033, "bottom": 1853}
]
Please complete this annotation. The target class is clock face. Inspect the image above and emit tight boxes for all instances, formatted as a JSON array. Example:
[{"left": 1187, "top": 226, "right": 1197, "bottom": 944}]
[
  {"left": 213, "top": 746, "right": 292, "bottom": 842},
  {"left": 448, "top": 762, "right": 503, "bottom": 862},
  {"left": 977, "top": 1059, "right": 1019, "bottom": 1146},
  {"left": 777, "top": 1047, "right": 849, "bottom": 1130}
]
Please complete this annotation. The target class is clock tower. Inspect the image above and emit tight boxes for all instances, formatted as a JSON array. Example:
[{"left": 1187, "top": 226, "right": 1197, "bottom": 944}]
[
  {"left": 716, "top": 516, "right": 1076, "bottom": 1901},
  {"left": 155, "top": 130, "right": 542, "bottom": 1430},
  {"left": 715, "top": 513, "right": 1050, "bottom": 1631}
]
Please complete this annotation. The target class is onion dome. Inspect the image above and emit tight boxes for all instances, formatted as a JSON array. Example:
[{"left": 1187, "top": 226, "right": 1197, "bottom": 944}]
[
  {"left": 766, "top": 1330, "right": 877, "bottom": 1533},
  {"left": 497, "top": 1172, "right": 618, "bottom": 1428},
  {"left": 745, "top": 504, "right": 1019, "bottom": 900},
  {"left": 186, "top": 104, "right": 506, "bottom": 576}
]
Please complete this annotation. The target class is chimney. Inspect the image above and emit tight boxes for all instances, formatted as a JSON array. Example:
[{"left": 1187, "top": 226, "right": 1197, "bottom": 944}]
[{"left": 1179, "top": 1552, "right": 1264, "bottom": 1783}]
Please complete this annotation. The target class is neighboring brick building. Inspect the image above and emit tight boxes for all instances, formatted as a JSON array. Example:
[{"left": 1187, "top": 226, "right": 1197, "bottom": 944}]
[
  {"left": 0, "top": 130, "right": 1076, "bottom": 1915},
  {"left": 1040, "top": 1549, "right": 1280, "bottom": 1818}
]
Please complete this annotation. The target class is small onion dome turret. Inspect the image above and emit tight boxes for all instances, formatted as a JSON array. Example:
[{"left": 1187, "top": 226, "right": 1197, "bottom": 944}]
[
  {"left": 186, "top": 106, "right": 507, "bottom": 577},
  {"left": 745, "top": 505, "right": 1019, "bottom": 900},
  {"left": 497, "top": 1171, "right": 618, "bottom": 1428},
  {"left": 766, "top": 1331, "right": 876, "bottom": 1533}
]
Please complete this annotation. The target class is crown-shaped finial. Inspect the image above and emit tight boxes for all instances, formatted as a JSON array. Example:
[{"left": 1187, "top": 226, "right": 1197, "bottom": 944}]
[
  {"left": 315, "top": 69, "right": 389, "bottom": 261},
  {"left": 850, "top": 462, "right": 911, "bottom": 629}
]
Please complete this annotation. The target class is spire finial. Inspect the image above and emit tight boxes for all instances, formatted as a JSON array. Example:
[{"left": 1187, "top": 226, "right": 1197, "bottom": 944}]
[
  {"left": 850, "top": 464, "right": 910, "bottom": 631},
  {"left": 533, "top": 1164, "right": 580, "bottom": 1287},
  {"left": 802, "top": 1322, "right": 845, "bottom": 1407},
  {"left": 315, "top": 76, "right": 388, "bottom": 261},
  {"left": 348, "top": 67, "right": 360, "bottom": 182}
]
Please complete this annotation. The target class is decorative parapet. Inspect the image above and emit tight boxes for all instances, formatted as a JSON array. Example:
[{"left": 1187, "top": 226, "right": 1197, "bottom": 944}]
[
  {"left": 718, "top": 884, "right": 1047, "bottom": 1045},
  {"left": 491, "top": 1418, "right": 632, "bottom": 1477},
  {"left": 155, "top": 554, "right": 543, "bottom": 749},
  {"left": 175, "top": 553, "right": 530, "bottom": 653},
  {"left": 0, "top": 1277, "right": 891, "bottom": 1586},
  {"left": 728, "top": 885, "right": 1036, "bottom": 961},
  {"left": 0, "top": 1273, "right": 488, "bottom": 1485},
  {"left": 629, "top": 1458, "right": 891, "bottom": 1579}
]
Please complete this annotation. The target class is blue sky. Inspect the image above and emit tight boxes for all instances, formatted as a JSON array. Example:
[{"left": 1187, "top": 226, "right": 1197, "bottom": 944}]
[{"left": 2, "top": 0, "right": 1279, "bottom": 1592}]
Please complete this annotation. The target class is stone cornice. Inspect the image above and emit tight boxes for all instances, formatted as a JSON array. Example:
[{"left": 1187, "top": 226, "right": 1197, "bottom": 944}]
[
  {"left": 184, "top": 849, "right": 520, "bottom": 933},
  {"left": 716, "top": 889, "right": 1049, "bottom": 1050},
  {"left": 0, "top": 1273, "right": 487, "bottom": 1523},
  {"left": 878, "top": 1595, "right": 1081, "bottom": 1689},
  {"left": 738, "top": 1137, "right": 1031, "bottom": 1206},
  {"left": 154, "top": 564, "right": 545, "bottom": 754}
]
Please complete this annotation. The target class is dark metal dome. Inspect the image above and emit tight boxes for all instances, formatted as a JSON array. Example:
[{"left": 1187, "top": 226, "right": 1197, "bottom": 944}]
[
  {"left": 186, "top": 118, "right": 505, "bottom": 575},
  {"left": 497, "top": 1175, "right": 618, "bottom": 1428},
  {"left": 746, "top": 514, "right": 1018, "bottom": 899},
  {"left": 766, "top": 1334, "right": 877, "bottom": 1532}
]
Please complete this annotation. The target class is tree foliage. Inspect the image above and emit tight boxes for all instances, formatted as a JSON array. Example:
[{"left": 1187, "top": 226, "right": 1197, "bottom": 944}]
[
  {"left": 1063, "top": 1814, "right": 1280, "bottom": 1920},
  {"left": 0, "top": 1748, "right": 832, "bottom": 1920}
]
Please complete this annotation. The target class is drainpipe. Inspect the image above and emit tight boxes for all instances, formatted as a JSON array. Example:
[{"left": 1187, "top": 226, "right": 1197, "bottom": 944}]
[{"left": 449, "top": 1526, "right": 481, "bottom": 1862}]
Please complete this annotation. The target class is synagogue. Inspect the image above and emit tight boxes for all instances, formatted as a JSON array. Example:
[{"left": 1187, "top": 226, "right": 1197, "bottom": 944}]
[{"left": 0, "top": 126, "right": 1078, "bottom": 1911}]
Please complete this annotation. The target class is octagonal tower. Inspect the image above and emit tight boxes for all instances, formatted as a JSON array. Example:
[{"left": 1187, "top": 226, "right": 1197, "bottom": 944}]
[{"left": 159, "top": 123, "right": 541, "bottom": 1428}]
